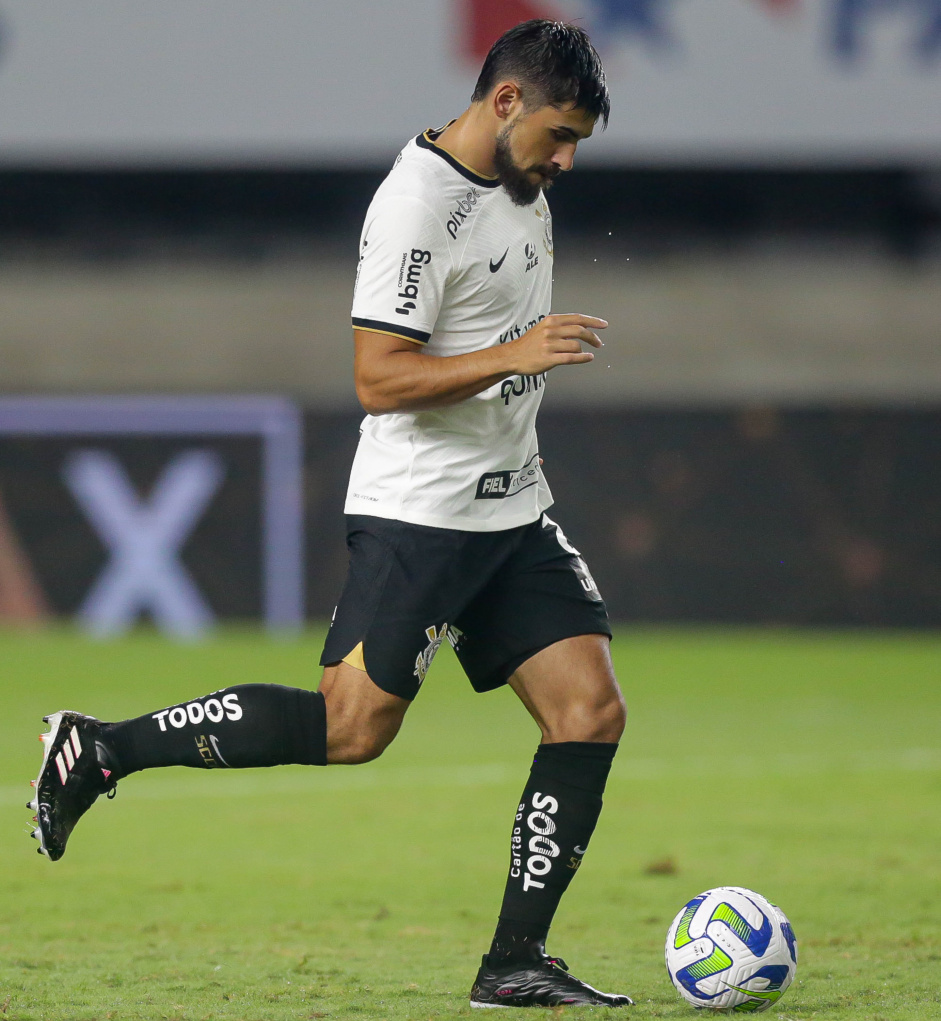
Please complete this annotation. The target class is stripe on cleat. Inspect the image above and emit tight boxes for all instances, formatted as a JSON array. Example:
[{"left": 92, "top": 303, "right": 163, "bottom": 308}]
[
  {"left": 63, "top": 741, "right": 75, "bottom": 771},
  {"left": 55, "top": 752, "right": 68, "bottom": 785},
  {"left": 70, "top": 728, "right": 82, "bottom": 758}
]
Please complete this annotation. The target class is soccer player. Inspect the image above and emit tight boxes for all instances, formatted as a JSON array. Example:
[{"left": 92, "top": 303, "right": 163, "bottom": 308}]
[{"left": 28, "top": 20, "right": 632, "bottom": 1009}]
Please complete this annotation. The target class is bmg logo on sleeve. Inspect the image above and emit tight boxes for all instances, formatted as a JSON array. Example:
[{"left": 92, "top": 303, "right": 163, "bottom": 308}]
[{"left": 395, "top": 248, "right": 432, "bottom": 316}]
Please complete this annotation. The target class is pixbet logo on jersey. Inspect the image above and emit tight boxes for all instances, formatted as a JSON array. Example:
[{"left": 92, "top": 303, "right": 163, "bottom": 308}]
[
  {"left": 395, "top": 248, "right": 432, "bottom": 316},
  {"left": 446, "top": 188, "right": 481, "bottom": 239}
]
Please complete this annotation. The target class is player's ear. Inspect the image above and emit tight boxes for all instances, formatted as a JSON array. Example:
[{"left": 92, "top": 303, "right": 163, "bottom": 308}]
[{"left": 492, "top": 82, "right": 523, "bottom": 121}]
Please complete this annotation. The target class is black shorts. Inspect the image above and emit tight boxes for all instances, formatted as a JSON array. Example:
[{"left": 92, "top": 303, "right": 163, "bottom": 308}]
[{"left": 320, "top": 512, "right": 611, "bottom": 701}]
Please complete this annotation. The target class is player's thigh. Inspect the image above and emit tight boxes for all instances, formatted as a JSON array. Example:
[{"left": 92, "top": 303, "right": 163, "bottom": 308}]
[
  {"left": 318, "top": 660, "right": 411, "bottom": 765},
  {"left": 508, "top": 633, "right": 626, "bottom": 745}
]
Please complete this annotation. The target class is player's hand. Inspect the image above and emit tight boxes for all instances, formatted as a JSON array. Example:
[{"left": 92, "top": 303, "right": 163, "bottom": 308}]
[{"left": 504, "top": 314, "right": 606, "bottom": 376}]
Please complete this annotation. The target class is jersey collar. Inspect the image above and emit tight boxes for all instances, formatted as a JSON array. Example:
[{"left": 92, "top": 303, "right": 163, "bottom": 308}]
[{"left": 416, "top": 123, "right": 500, "bottom": 189}]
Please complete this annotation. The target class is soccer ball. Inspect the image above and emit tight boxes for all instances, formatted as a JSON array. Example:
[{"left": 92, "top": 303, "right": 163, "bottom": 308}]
[{"left": 664, "top": 886, "right": 797, "bottom": 1013}]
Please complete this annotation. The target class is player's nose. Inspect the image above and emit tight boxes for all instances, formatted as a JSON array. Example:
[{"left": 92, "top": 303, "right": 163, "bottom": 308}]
[{"left": 552, "top": 144, "right": 577, "bottom": 173}]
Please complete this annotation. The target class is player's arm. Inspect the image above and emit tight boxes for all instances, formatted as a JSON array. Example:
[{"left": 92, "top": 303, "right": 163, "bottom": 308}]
[{"left": 354, "top": 314, "right": 607, "bottom": 415}]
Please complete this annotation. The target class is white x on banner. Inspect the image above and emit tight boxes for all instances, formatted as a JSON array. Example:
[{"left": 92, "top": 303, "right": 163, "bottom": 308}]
[{"left": 62, "top": 449, "right": 225, "bottom": 639}]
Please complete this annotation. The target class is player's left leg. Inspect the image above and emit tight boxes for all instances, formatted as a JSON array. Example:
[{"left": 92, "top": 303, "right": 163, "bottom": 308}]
[
  {"left": 469, "top": 634, "right": 633, "bottom": 1008},
  {"left": 28, "top": 683, "right": 331, "bottom": 860},
  {"left": 29, "top": 668, "right": 411, "bottom": 861}
]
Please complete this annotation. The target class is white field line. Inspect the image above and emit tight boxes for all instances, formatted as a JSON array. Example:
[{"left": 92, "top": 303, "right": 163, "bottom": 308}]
[{"left": 3, "top": 747, "right": 940, "bottom": 807}]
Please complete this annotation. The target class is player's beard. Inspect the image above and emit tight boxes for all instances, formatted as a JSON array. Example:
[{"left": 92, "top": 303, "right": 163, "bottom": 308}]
[{"left": 493, "top": 125, "right": 558, "bottom": 207}]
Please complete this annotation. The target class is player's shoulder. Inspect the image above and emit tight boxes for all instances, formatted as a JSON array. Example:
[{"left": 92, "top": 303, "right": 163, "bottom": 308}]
[{"left": 375, "top": 129, "right": 499, "bottom": 214}]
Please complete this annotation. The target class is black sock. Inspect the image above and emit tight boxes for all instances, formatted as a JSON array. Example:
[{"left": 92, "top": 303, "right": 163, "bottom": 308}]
[
  {"left": 100, "top": 684, "right": 327, "bottom": 776},
  {"left": 488, "top": 742, "right": 617, "bottom": 965}
]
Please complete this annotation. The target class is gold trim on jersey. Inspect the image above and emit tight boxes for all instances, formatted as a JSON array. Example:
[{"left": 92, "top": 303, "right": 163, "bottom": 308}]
[
  {"left": 353, "top": 325, "right": 427, "bottom": 346},
  {"left": 422, "top": 128, "right": 499, "bottom": 182}
]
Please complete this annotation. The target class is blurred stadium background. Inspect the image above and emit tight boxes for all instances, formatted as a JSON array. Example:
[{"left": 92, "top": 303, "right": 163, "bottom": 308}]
[
  {"left": 1, "top": 6, "right": 940, "bottom": 1019},
  {"left": 0, "top": 0, "right": 939, "bottom": 633}
]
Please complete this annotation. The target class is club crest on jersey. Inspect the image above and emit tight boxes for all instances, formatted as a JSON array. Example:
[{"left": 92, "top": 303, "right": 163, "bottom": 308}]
[
  {"left": 395, "top": 248, "right": 431, "bottom": 315},
  {"left": 536, "top": 203, "right": 554, "bottom": 257},
  {"left": 413, "top": 622, "right": 463, "bottom": 685}
]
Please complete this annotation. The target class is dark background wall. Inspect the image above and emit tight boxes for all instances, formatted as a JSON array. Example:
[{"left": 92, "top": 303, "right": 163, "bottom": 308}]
[
  {"left": 3, "top": 408, "right": 938, "bottom": 627},
  {"left": 1, "top": 167, "right": 938, "bottom": 262}
]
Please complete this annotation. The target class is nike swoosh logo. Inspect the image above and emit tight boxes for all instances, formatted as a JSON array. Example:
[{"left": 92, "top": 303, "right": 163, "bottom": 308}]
[
  {"left": 574, "top": 845, "right": 587, "bottom": 855},
  {"left": 489, "top": 248, "right": 509, "bottom": 273},
  {"left": 209, "top": 734, "right": 231, "bottom": 767}
]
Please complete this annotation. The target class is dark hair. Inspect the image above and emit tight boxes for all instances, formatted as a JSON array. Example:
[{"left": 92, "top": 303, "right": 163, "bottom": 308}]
[{"left": 471, "top": 20, "right": 609, "bottom": 128}]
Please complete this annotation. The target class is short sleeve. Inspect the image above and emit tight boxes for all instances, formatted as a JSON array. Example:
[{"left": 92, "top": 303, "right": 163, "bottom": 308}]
[{"left": 351, "top": 196, "right": 450, "bottom": 345}]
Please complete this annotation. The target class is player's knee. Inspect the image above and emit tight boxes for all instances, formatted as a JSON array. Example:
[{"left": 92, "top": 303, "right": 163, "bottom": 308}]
[
  {"left": 342, "top": 734, "right": 390, "bottom": 764},
  {"left": 549, "top": 687, "right": 626, "bottom": 744},
  {"left": 328, "top": 727, "right": 394, "bottom": 765},
  {"left": 600, "top": 689, "right": 628, "bottom": 741}
]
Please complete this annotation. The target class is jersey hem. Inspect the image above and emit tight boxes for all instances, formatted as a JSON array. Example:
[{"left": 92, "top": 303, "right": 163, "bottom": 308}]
[{"left": 341, "top": 502, "right": 553, "bottom": 533}]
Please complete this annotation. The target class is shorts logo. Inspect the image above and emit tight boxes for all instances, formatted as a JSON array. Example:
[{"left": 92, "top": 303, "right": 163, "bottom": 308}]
[
  {"left": 543, "top": 514, "right": 603, "bottom": 601},
  {"left": 413, "top": 622, "right": 463, "bottom": 685},
  {"left": 476, "top": 454, "right": 540, "bottom": 500},
  {"left": 395, "top": 248, "right": 432, "bottom": 315}
]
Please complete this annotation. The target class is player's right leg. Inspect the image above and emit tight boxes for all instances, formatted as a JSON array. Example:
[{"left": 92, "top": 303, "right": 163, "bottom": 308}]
[{"left": 28, "top": 666, "right": 408, "bottom": 861}]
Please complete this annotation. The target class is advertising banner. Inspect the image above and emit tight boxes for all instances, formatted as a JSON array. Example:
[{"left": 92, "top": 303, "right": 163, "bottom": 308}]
[
  {"left": 0, "top": 397, "right": 304, "bottom": 638},
  {"left": 0, "top": 0, "right": 938, "bottom": 166}
]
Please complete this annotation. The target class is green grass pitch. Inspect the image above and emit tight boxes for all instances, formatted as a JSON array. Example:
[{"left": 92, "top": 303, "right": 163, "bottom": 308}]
[{"left": 1, "top": 626, "right": 939, "bottom": 1020}]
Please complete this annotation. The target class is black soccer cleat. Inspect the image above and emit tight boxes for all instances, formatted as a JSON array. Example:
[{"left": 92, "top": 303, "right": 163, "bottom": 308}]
[
  {"left": 27, "top": 711, "right": 118, "bottom": 861},
  {"left": 470, "top": 953, "right": 634, "bottom": 1009}
]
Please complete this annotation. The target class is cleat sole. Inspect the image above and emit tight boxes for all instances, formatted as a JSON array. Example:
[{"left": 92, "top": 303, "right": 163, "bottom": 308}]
[
  {"left": 29, "top": 711, "right": 70, "bottom": 860},
  {"left": 29, "top": 709, "right": 101, "bottom": 863}
]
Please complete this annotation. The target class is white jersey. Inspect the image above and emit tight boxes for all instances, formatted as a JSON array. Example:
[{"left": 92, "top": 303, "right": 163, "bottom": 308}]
[{"left": 347, "top": 126, "right": 555, "bottom": 532}]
